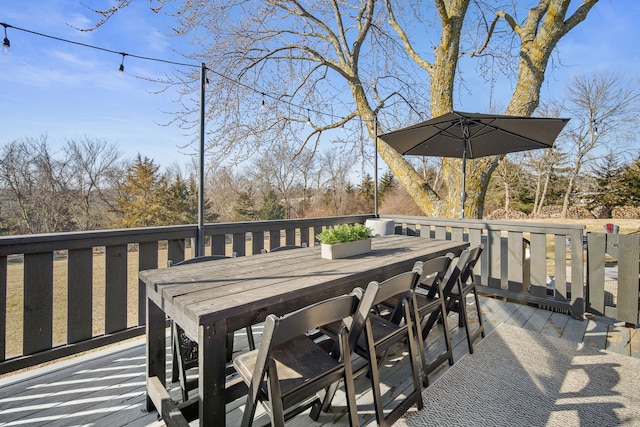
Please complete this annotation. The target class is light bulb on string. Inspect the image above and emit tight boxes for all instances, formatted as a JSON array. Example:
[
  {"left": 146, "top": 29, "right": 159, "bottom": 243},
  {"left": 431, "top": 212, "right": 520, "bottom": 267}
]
[
  {"left": 2, "top": 23, "right": 10, "bottom": 55},
  {"left": 118, "top": 53, "right": 126, "bottom": 76}
]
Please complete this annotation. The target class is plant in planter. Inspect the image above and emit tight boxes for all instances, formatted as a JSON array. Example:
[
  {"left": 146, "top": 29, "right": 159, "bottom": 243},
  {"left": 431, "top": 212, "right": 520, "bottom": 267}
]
[{"left": 316, "top": 223, "right": 373, "bottom": 259}]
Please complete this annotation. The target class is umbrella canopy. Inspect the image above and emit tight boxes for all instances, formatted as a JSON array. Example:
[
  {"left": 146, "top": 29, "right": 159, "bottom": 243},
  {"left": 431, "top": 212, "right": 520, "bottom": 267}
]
[{"left": 378, "top": 111, "right": 569, "bottom": 218}]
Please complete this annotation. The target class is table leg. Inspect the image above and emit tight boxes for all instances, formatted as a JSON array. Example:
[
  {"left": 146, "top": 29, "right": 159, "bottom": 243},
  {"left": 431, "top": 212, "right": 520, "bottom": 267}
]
[
  {"left": 146, "top": 297, "right": 166, "bottom": 412},
  {"left": 199, "top": 321, "right": 228, "bottom": 426}
]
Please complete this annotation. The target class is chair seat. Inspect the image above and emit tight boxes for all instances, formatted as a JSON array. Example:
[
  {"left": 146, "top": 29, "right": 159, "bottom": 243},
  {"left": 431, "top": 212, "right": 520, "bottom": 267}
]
[
  {"left": 355, "top": 314, "right": 403, "bottom": 354},
  {"left": 235, "top": 335, "right": 343, "bottom": 400},
  {"left": 414, "top": 291, "right": 441, "bottom": 314}
]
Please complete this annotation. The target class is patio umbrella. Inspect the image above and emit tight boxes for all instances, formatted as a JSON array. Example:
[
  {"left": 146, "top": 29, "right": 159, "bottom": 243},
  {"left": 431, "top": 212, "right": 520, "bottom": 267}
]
[{"left": 378, "top": 111, "right": 569, "bottom": 218}]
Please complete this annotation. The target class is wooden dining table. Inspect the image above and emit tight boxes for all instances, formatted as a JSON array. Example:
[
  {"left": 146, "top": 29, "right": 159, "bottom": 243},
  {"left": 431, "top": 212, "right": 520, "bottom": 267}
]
[{"left": 141, "top": 235, "right": 468, "bottom": 426}]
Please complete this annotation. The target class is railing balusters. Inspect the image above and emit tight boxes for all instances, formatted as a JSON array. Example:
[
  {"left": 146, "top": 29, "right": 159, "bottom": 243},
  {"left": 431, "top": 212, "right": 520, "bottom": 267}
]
[
  {"left": 68, "top": 248, "right": 93, "bottom": 343},
  {"left": 586, "top": 233, "right": 606, "bottom": 315},
  {"left": 553, "top": 234, "right": 568, "bottom": 302},
  {"left": 251, "top": 231, "right": 264, "bottom": 254},
  {"left": 284, "top": 228, "right": 295, "bottom": 246},
  {"left": 105, "top": 245, "right": 128, "bottom": 334},
  {"left": 529, "top": 233, "right": 547, "bottom": 297},
  {"left": 232, "top": 232, "right": 246, "bottom": 256},
  {"left": 211, "top": 234, "right": 226, "bottom": 256},
  {"left": 507, "top": 231, "right": 524, "bottom": 292},
  {"left": 23, "top": 252, "right": 54, "bottom": 355},
  {"left": 617, "top": 234, "right": 640, "bottom": 324},
  {"left": 138, "top": 242, "right": 159, "bottom": 326},
  {"left": 0, "top": 255, "right": 6, "bottom": 361}
]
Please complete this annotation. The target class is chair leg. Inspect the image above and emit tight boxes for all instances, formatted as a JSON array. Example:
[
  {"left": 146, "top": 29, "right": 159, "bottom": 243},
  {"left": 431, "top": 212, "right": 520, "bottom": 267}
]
[
  {"left": 473, "top": 287, "right": 486, "bottom": 339},
  {"left": 246, "top": 325, "right": 256, "bottom": 350},
  {"left": 459, "top": 287, "right": 485, "bottom": 354},
  {"left": 171, "top": 322, "right": 179, "bottom": 383},
  {"left": 341, "top": 333, "right": 360, "bottom": 427},
  {"left": 226, "top": 332, "right": 235, "bottom": 362}
]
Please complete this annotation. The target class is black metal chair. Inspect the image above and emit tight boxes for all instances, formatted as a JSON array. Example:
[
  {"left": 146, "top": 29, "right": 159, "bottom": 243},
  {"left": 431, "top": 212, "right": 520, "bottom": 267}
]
[
  {"left": 341, "top": 263, "right": 425, "bottom": 427},
  {"left": 401, "top": 254, "right": 458, "bottom": 385},
  {"left": 414, "top": 249, "right": 484, "bottom": 385},
  {"left": 447, "top": 244, "right": 485, "bottom": 353},
  {"left": 169, "top": 255, "right": 256, "bottom": 402},
  {"left": 233, "top": 289, "right": 364, "bottom": 427}
]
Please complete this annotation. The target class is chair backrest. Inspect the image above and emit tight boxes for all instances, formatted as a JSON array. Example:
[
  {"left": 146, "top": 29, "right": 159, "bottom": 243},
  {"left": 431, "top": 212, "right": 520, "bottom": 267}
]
[
  {"left": 249, "top": 289, "right": 363, "bottom": 393},
  {"left": 418, "top": 253, "right": 455, "bottom": 292},
  {"left": 458, "top": 244, "right": 483, "bottom": 287},
  {"left": 439, "top": 248, "right": 474, "bottom": 298},
  {"left": 418, "top": 249, "right": 474, "bottom": 339},
  {"left": 173, "top": 255, "right": 231, "bottom": 266},
  {"left": 346, "top": 262, "right": 423, "bottom": 351}
]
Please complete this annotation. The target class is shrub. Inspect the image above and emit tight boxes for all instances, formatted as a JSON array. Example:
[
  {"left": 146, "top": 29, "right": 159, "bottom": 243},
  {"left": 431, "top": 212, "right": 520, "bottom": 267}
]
[{"left": 316, "top": 223, "right": 372, "bottom": 245}]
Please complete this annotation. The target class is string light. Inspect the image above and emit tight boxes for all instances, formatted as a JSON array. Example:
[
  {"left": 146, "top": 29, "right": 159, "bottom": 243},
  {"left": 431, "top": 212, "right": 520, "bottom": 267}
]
[
  {"left": 2, "top": 23, "right": 10, "bottom": 54},
  {"left": 0, "top": 21, "right": 351, "bottom": 126},
  {"left": 118, "top": 53, "right": 126, "bottom": 76}
]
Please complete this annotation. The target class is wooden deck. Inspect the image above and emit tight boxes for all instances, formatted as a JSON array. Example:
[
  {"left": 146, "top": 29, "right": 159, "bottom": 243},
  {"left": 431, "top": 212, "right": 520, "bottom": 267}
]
[{"left": 1, "top": 296, "right": 638, "bottom": 427}]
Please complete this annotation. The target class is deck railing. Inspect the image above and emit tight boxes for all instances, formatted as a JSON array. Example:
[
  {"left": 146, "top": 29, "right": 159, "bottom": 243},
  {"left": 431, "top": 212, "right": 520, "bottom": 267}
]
[
  {"left": 387, "top": 216, "right": 587, "bottom": 317},
  {"left": 0, "top": 215, "right": 373, "bottom": 374},
  {"left": 1, "top": 214, "right": 637, "bottom": 375},
  {"left": 586, "top": 232, "right": 640, "bottom": 325}
]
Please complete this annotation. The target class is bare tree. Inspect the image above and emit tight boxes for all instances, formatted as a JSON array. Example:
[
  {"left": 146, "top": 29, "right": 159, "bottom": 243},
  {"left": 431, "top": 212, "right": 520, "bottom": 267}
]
[
  {"left": 0, "top": 136, "right": 74, "bottom": 233},
  {"left": 317, "top": 149, "right": 357, "bottom": 216},
  {"left": 206, "top": 165, "right": 252, "bottom": 222},
  {"left": 250, "top": 142, "right": 311, "bottom": 219},
  {"left": 65, "top": 136, "right": 122, "bottom": 230},
  {"left": 554, "top": 72, "right": 640, "bottom": 218},
  {"left": 88, "top": 1, "right": 600, "bottom": 218},
  {"left": 526, "top": 147, "right": 565, "bottom": 217}
]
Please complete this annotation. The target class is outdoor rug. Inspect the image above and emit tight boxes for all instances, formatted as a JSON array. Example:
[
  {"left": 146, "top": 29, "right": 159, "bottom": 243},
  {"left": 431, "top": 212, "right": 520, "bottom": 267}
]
[{"left": 396, "top": 323, "right": 640, "bottom": 426}]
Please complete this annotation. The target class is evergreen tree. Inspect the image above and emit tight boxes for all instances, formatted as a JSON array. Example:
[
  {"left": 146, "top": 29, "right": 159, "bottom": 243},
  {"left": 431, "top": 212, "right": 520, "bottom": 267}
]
[
  {"left": 585, "top": 152, "right": 623, "bottom": 218},
  {"left": 617, "top": 155, "right": 640, "bottom": 206},
  {"left": 114, "top": 155, "right": 213, "bottom": 227},
  {"left": 378, "top": 171, "right": 397, "bottom": 201},
  {"left": 233, "top": 191, "right": 259, "bottom": 221},
  {"left": 114, "top": 155, "right": 167, "bottom": 227},
  {"left": 258, "top": 189, "right": 286, "bottom": 220},
  {"left": 359, "top": 174, "right": 375, "bottom": 202}
]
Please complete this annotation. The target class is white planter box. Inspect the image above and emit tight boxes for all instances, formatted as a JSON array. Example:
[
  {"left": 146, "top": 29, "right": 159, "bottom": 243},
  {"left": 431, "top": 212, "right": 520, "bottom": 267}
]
[{"left": 321, "top": 238, "right": 372, "bottom": 260}]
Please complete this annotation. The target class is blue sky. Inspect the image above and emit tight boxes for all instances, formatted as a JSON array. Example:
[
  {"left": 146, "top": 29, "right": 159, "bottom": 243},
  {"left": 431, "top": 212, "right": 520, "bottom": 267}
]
[{"left": 1, "top": 1, "right": 638, "bottom": 170}]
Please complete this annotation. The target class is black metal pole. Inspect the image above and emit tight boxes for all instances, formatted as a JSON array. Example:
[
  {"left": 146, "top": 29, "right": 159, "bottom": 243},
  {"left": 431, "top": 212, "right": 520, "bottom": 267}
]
[
  {"left": 374, "top": 118, "right": 379, "bottom": 218},
  {"left": 197, "top": 63, "right": 206, "bottom": 257}
]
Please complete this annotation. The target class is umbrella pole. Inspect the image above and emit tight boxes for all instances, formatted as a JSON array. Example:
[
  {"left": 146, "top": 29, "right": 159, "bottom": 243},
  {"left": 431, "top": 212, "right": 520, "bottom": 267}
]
[
  {"left": 460, "top": 148, "right": 466, "bottom": 219},
  {"left": 460, "top": 119, "right": 469, "bottom": 219}
]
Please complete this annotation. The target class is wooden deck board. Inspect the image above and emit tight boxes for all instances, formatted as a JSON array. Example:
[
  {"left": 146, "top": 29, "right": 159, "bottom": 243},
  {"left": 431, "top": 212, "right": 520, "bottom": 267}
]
[
  {"left": 540, "top": 311, "right": 570, "bottom": 338},
  {"left": 583, "top": 317, "right": 610, "bottom": 349},
  {"left": 631, "top": 328, "right": 640, "bottom": 358},
  {"left": 0, "top": 296, "right": 638, "bottom": 427},
  {"left": 606, "top": 322, "right": 635, "bottom": 356},
  {"left": 559, "top": 316, "right": 588, "bottom": 343}
]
